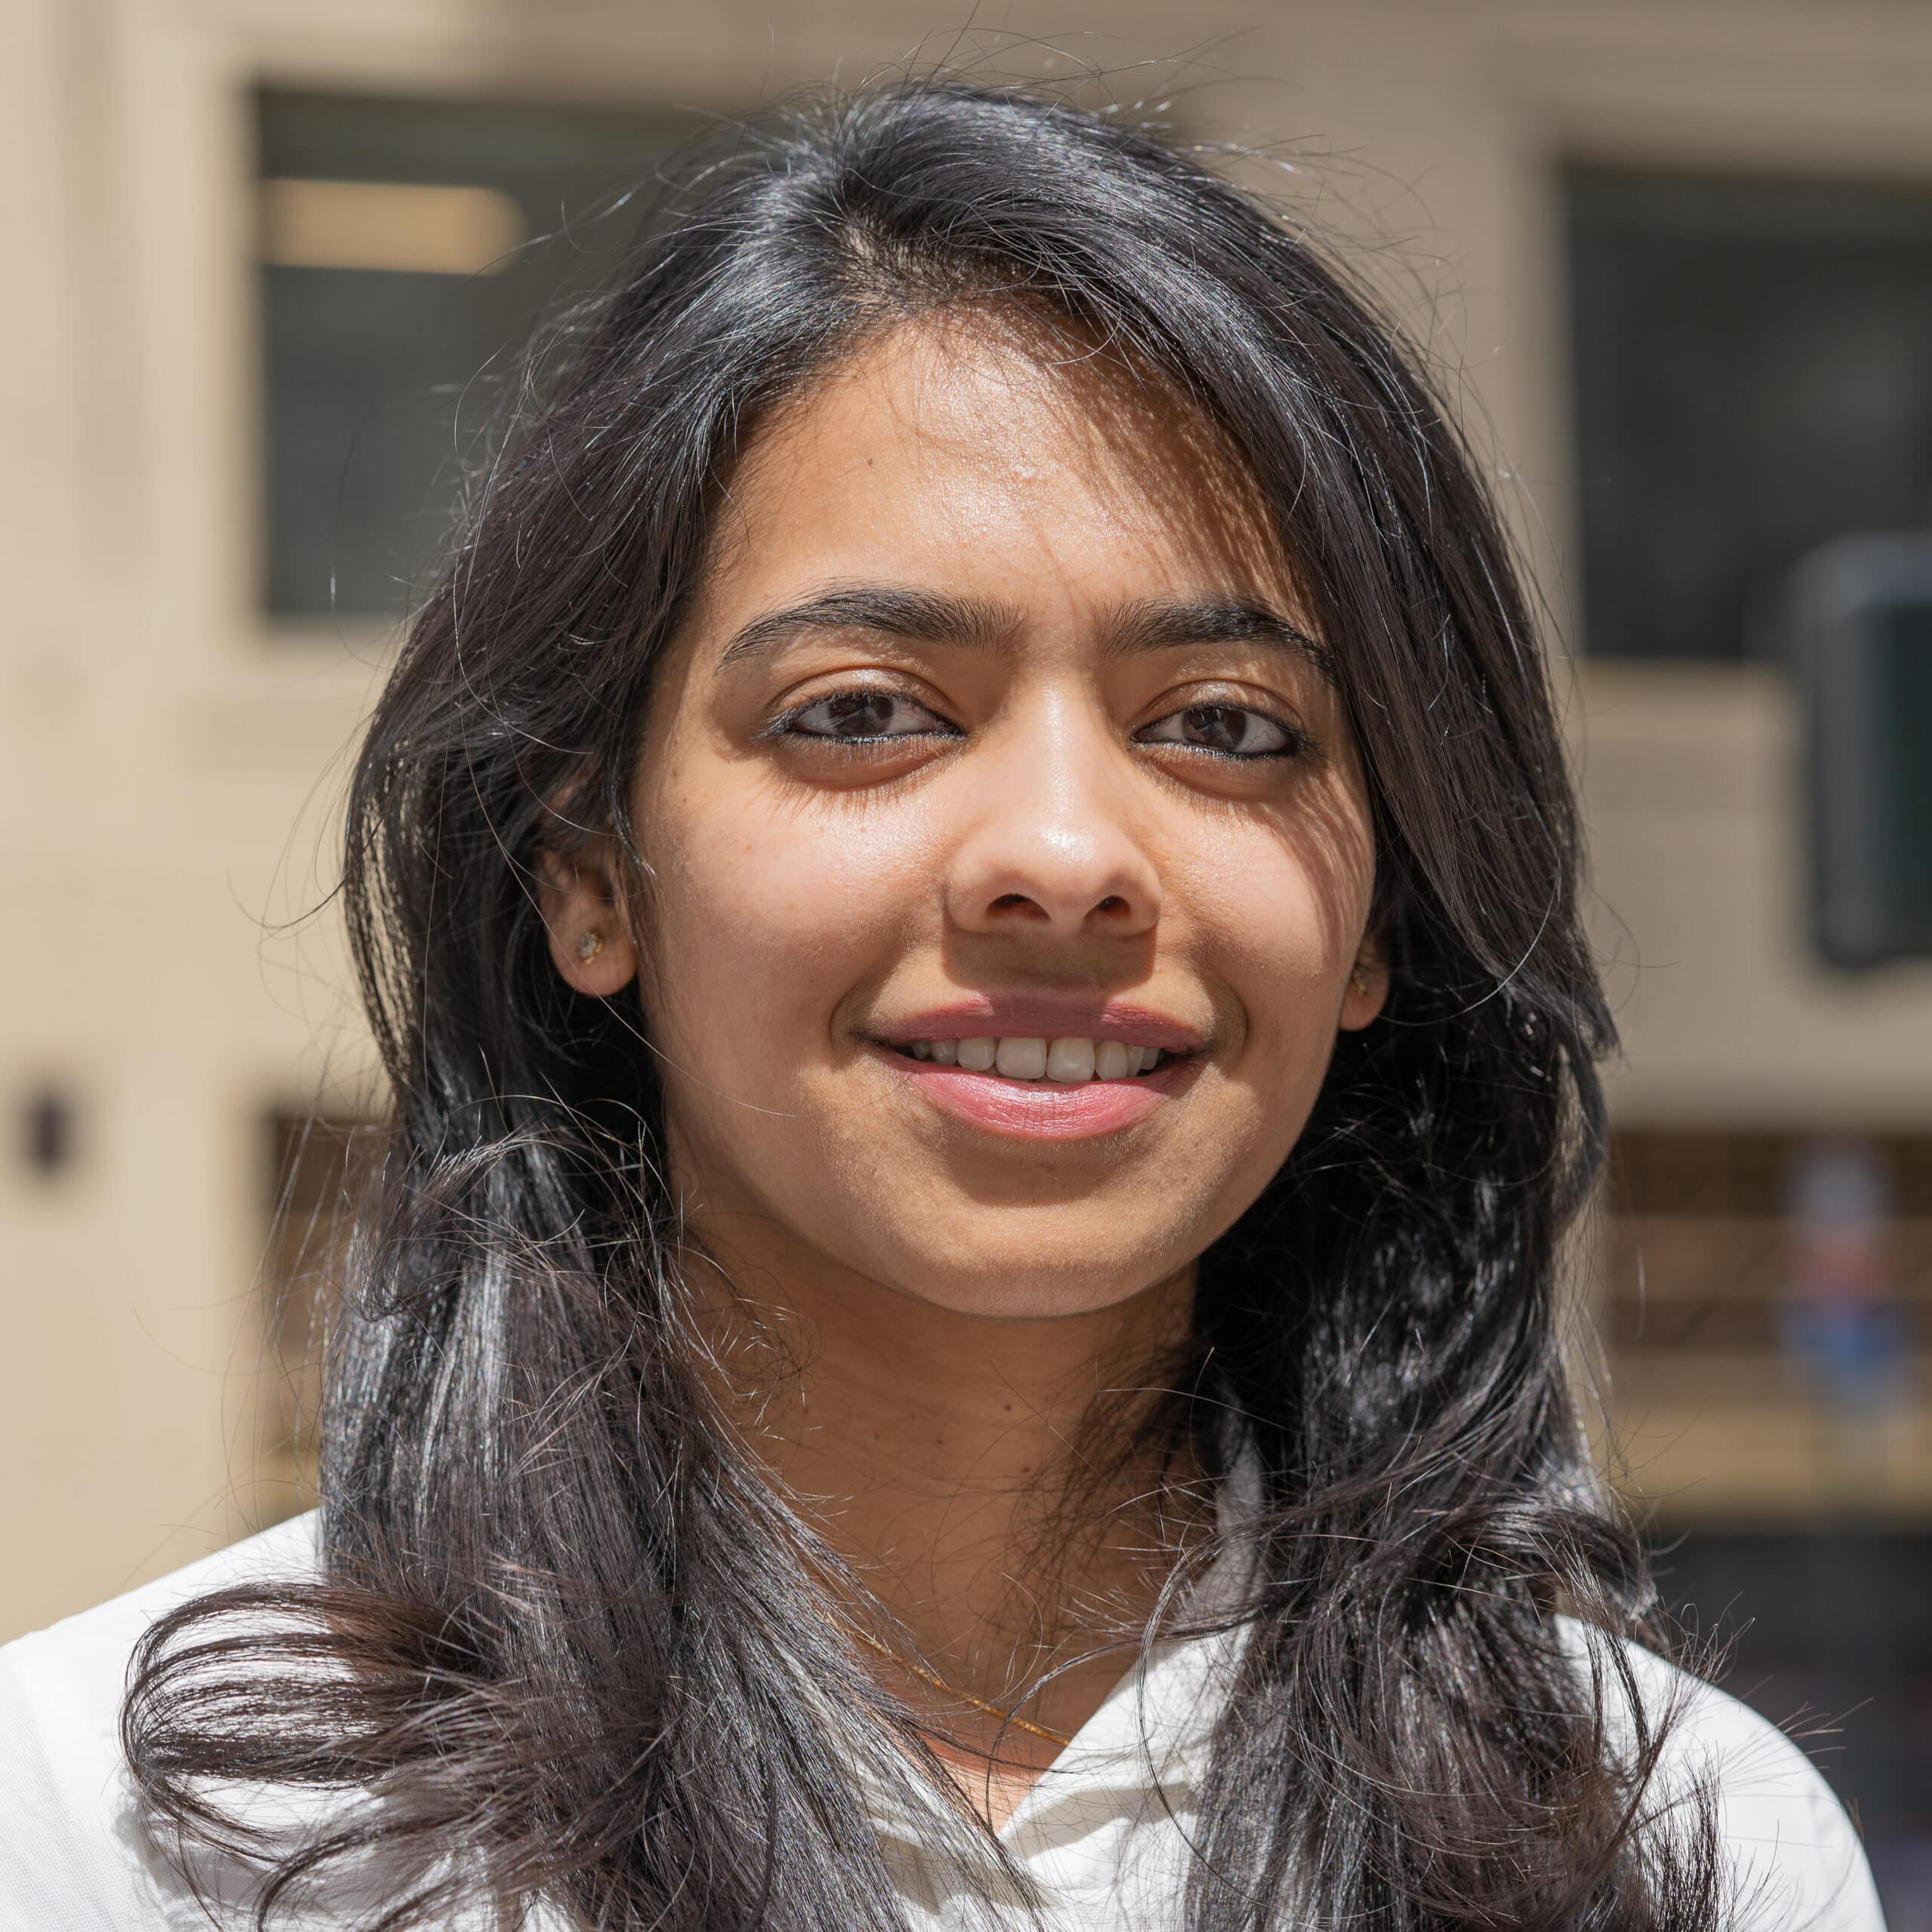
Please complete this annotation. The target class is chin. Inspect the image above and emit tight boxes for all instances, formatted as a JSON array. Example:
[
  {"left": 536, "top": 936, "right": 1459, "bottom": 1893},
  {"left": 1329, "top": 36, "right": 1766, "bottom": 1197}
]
[{"left": 881, "top": 1235, "right": 1188, "bottom": 1321}]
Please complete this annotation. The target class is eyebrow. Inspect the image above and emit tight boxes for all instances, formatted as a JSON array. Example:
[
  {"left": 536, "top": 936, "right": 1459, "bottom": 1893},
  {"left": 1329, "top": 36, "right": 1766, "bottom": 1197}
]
[
  {"left": 712, "top": 582, "right": 1333, "bottom": 681},
  {"left": 715, "top": 586, "right": 1023, "bottom": 668},
  {"left": 1109, "top": 597, "right": 1336, "bottom": 682}
]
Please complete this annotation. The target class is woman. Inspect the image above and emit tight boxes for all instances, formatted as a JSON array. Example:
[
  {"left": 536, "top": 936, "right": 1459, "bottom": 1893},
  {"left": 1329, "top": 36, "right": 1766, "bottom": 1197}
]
[{"left": 0, "top": 80, "right": 1882, "bottom": 1932}]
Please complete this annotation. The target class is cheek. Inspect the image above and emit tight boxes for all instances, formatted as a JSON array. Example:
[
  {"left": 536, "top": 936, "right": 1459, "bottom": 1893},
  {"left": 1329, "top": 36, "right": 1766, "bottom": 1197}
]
[
  {"left": 641, "top": 777, "right": 937, "bottom": 1068},
  {"left": 1183, "top": 809, "right": 1372, "bottom": 1075}
]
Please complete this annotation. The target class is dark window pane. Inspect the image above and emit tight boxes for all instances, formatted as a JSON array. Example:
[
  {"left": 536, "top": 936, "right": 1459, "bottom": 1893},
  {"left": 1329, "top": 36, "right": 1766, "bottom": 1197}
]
[
  {"left": 1567, "top": 170, "right": 1932, "bottom": 658},
  {"left": 258, "top": 90, "right": 694, "bottom": 621},
  {"left": 1652, "top": 1529, "right": 1932, "bottom": 1919},
  {"left": 1792, "top": 541, "right": 1932, "bottom": 965}
]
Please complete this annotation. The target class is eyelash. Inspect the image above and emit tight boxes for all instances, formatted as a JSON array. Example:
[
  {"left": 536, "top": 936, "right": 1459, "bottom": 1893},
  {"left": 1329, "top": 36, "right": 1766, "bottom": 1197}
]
[
  {"left": 762, "top": 687, "right": 1312, "bottom": 761},
  {"left": 1139, "top": 703, "right": 1312, "bottom": 763},
  {"left": 760, "top": 690, "right": 962, "bottom": 747}
]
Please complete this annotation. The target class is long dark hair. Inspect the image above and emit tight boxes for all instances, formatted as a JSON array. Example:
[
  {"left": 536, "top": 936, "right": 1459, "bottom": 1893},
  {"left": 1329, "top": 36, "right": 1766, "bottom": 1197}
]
[{"left": 125, "top": 78, "right": 1719, "bottom": 1930}]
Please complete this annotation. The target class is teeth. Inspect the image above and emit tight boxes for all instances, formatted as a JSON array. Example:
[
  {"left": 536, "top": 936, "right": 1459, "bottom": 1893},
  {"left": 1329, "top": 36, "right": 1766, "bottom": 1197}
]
[
  {"left": 995, "top": 1037, "right": 1048, "bottom": 1080},
  {"left": 905, "top": 1036, "right": 1164, "bottom": 1081},
  {"left": 1045, "top": 1037, "right": 1095, "bottom": 1083}
]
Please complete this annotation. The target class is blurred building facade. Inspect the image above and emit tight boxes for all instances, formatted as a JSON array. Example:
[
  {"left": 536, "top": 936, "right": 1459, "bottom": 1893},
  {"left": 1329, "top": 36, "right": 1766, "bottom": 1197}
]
[{"left": 3, "top": 0, "right": 1929, "bottom": 1911}]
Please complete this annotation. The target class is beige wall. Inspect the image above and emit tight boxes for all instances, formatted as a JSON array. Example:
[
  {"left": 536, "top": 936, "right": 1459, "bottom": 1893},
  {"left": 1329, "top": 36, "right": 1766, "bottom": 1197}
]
[{"left": 5, "top": 0, "right": 1932, "bottom": 1640}]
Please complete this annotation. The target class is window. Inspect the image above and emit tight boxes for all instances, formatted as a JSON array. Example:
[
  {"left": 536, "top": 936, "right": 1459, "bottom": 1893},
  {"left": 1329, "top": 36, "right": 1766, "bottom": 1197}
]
[
  {"left": 1566, "top": 170, "right": 1932, "bottom": 659},
  {"left": 257, "top": 1109, "right": 383, "bottom": 1515},
  {"left": 1651, "top": 1527, "right": 1932, "bottom": 1921},
  {"left": 1605, "top": 1128, "right": 1930, "bottom": 1367},
  {"left": 1607, "top": 1129, "right": 1932, "bottom": 1921},
  {"left": 258, "top": 90, "right": 694, "bottom": 621}
]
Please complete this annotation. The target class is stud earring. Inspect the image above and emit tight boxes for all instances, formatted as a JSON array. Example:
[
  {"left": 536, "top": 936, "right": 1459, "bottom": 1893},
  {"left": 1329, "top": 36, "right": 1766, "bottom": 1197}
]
[{"left": 576, "top": 929, "right": 605, "bottom": 964}]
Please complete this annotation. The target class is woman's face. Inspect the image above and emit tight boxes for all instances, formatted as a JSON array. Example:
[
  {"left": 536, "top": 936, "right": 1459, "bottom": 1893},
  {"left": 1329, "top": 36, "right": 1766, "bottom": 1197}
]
[{"left": 549, "top": 315, "right": 1384, "bottom": 1318}]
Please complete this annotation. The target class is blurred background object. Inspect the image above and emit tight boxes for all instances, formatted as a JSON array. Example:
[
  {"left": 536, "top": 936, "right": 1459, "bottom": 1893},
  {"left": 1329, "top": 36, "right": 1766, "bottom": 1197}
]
[
  {"left": 1, "top": 2, "right": 1927, "bottom": 1922},
  {"left": 1790, "top": 534, "right": 1932, "bottom": 970},
  {"left": 257, "top": 88, "right": 695, "bottom": 617}
]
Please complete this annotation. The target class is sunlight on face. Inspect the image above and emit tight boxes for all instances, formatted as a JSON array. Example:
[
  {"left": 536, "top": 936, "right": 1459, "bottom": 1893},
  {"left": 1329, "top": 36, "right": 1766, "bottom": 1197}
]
[{"left": 623, "top": 312, "right": 1383, "bottom": 1317}]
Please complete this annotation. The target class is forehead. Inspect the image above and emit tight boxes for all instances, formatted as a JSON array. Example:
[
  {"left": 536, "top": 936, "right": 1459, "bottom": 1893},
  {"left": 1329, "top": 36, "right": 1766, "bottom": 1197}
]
[{"left": 699, "top": 311, "right": 1296, "bottom": 616}]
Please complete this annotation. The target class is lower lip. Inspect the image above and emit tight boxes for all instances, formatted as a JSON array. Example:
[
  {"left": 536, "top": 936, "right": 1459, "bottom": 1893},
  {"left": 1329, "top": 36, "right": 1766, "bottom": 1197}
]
[{"left": 875, "top": 1048, "right": 1189, "bottom": 1141}]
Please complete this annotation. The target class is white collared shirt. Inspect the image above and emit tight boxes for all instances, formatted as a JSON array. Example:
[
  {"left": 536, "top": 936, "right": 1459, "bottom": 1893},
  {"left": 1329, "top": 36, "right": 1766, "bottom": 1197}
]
[{"left": 0, "top": 1514, "right": 1887, "bottom": 1930}]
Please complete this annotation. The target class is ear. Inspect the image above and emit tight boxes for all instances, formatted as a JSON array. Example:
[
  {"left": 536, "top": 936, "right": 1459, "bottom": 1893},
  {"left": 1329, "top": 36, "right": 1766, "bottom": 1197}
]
[
  {"left": 536, "top": 842, "right": 639, "bottom": 998},
  {"left": 1339, "top": 936, "right": 1389, "bottom": 1032}
]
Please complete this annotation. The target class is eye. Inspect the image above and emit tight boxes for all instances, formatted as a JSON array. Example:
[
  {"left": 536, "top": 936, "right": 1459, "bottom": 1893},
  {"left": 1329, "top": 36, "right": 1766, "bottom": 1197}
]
[
  {"left": 1136, "top": 703, "right": 1305, "bottom": 761},
  {"left": 774, "top": 689, "right": 958, "bottom": 744}
]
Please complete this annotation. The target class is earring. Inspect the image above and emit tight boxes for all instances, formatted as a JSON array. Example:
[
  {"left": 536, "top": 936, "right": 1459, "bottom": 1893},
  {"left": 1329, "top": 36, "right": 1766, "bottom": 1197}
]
[{"left": 576, "top": 929, "right": 605, "bottom": 964}]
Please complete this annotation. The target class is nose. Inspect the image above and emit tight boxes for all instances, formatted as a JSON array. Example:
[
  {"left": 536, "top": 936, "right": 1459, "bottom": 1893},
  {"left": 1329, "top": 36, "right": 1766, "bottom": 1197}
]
[{"left": 944, "top": 694, "right": 1161, "bottom": 940}]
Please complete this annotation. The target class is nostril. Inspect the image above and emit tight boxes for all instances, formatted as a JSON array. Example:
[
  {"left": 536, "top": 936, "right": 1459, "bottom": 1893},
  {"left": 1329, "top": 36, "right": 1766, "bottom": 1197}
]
[
  {"left": 1094, "top": 895, "right": 1128, "bottom": 915},
  {"left": 990, "top": 892, "right": 1043, "bottom": 916}
]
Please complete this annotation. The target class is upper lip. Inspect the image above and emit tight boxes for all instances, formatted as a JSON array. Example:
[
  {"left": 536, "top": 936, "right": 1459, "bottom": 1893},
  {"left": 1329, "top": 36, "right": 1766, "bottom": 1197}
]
[{"left": 870, "top": 995, "right": 1206, "bottom": 1054}]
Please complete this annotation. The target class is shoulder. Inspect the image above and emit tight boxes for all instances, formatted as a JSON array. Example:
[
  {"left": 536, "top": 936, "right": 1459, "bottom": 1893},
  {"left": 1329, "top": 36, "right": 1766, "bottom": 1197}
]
[
  {"left": 1566, "top": 1623, "right": 1886, "bottom": 1932},
  {"left": 0, "top": 1513, "right": 321, "bottom": 1931}
]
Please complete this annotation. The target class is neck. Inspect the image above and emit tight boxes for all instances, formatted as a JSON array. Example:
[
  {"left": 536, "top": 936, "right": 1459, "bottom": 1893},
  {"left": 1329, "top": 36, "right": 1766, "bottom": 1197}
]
[{"left": 694, "top": 1226, "right": 1202, "bottom": 1760}]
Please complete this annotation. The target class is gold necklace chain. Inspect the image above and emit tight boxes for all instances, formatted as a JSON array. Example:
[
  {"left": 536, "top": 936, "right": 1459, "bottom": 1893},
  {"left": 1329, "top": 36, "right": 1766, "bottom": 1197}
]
[{"left": 850, "top": 1627, "right": 1074, "bottom": 1749}]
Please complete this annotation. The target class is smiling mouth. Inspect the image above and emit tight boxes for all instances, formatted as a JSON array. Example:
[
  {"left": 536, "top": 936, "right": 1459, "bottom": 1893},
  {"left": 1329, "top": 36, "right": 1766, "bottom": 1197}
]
[
  {"left": 872, "top": 1032, "right": 1194, "bottom": 1143},
  {"left": 889, "top": 1035, "right": 1172, "bottom": 1083}
]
